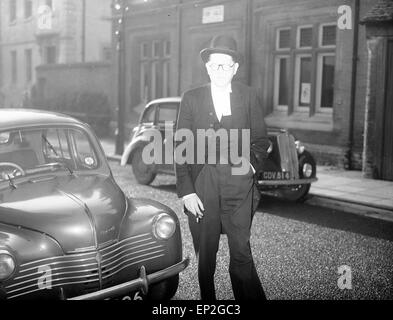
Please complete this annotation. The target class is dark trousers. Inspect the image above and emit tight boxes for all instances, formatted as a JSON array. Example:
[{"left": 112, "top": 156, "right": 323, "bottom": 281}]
[{"left": 187, "top": 164, "right": 266, "bottom": 300}]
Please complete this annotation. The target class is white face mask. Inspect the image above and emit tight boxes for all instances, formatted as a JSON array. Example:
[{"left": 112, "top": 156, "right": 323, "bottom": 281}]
[{"left": 205, "top": 53, "right": 239, "bottom": 88}]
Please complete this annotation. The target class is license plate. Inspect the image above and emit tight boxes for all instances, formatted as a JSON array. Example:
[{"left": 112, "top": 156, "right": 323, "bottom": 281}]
[
  {"left": 108, "top": 291, "right": 145, "bottom": 300},
  {"left": 261, "top": 171, "right": 290, "bottom": 180}
]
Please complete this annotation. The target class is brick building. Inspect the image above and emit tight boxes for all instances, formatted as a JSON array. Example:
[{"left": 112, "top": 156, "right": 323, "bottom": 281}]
[
  {"left": 111, "top": 0, "right": 391, "bottom": 181},
  {"left": 0, "top": 0, "right": 112, "bottom": 108}
]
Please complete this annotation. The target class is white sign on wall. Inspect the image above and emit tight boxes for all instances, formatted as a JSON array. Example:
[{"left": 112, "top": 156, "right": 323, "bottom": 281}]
[
  {"left": 37, "top": 5, "right": 52, "bottom": 30},
  {"left": 202, "top": 5, "right": 224, "bottom": 24}
]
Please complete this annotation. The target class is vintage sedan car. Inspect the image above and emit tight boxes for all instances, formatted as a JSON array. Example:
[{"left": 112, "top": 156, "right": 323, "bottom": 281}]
[
  {"left": 0, "top": 109, "right": 189, "bottom": 300},
  {"left": 121, "top": 97, "right": 317, "bottom": 202}
]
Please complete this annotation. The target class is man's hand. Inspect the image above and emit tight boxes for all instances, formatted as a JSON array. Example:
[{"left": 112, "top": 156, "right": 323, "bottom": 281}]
[{"left": 183, "top": 193, "right": 204, "bottom": 218}]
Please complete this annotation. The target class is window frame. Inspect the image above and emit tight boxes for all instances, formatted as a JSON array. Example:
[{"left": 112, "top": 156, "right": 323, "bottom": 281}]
[
  {"left": 296, "top": 25, "right": 313, "bottom": 49},
  {"left": 276, "top": 27, "right": 291, "bottom": 51},
  {"left": 273, "top": 54, "right": 291, "bottom": 111},
  {"left": 156, "top": 103, "right": 179, "bottom": 125},
  {"left": 315, "top": 52, "right": 335, "bottom": 113},
  {"left": 25, "top": 48, "right": 33, "bottom": 83},
  {"left": 9, "top": 0, "right": 17, "bottom": 24},
  {"left": 11, "top": 50, "right": 18, "bottom": 84},
  {"left": 293, "top": 53, "right": 313, "bottom": 112},
  {"left": 319, "top": 22, "right": 337, "bottom": 49},
  {"left": 24, "top": 0, "right": 33, "bottom": 19}
]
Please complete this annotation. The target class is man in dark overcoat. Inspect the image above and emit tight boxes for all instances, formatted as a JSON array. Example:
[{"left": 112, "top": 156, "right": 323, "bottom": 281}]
[{"left": 175, "top": 34, "right": 271, "bottom": 300}]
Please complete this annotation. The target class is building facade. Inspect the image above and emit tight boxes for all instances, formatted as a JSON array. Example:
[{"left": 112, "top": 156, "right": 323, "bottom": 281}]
[
  {"left": 0, "top": 0, "right": 112, "bottom": 108},
  {"left": 114, "top": 0, "right": 392, "bottom": 181}
]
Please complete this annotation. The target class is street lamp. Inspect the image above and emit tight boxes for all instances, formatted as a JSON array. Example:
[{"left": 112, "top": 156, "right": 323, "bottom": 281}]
[{"left": 113, "top": 0, "right": 128, "bottom": 155}]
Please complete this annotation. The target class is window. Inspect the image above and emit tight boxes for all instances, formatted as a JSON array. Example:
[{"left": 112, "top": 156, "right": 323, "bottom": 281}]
[
  {"left": 44, "top": 46, "right": 57, "bottom": 64},
  {"left": 297, "top": 26, "right": 313, "bottom": 49},
  {"left": 295, "top": 55, "right": 312, "bottom": 110},
  {"left": 164, "top": 40, "right": 171, "bottom": 57},
  {"left": 276, "top": 28, "right": 291, "bottom": 50},
  {"left": 46, "top": 0, "right": 53, "bottom": 9},
  {"left": 273, "top": 56, "right": 290, "bottom": 110},
  {"left": 272, "top": 23, "right": 336, "bottom": 117},
  {"left": 25, "top": 49, "right": 32, "bottom": 82},
  {"left": 142, "top": 105, "right": 156, "bottom": 123},
  {"left": 320, "top": 24, "right": 337, "bottom": 47},
  {"left": 139, "top": 38, "right": 171, "bottom": 101},
  {"left": 157, "top": 104, "right": 178, "bottom": 123},
  {"left": 10, "top": 0, "right": 16, "bottom": 23},
  {"left": 11, "top": 51, "right": 17, "bottom": 84},
  {"left": 24, "top": 0, "right": 33, "bottom": 19},
  {"left": 316, "top": 53, "right": 335, "bottom": 111},
  {"left": 140, "top": 43, "right": 150, "bottom": 59}
]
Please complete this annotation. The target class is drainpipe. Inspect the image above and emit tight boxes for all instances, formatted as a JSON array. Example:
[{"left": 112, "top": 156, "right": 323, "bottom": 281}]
[
  {"left": 245, "top": 0, "right": 253, "bottom": 85},
  {"left": 81, "top": 0, "right": 86, "bottom": 62},
  {"left": 346, "top": 0, "right": 360, "bottom": 170},
  {"left": 177, "top": 0, "right": 183, "bottom": 95}
]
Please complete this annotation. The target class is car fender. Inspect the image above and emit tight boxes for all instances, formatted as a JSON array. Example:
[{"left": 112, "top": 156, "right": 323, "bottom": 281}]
[
  {"left": 118, "top": 197, "right": 183, "bottom": 265},
  {"left": 120, "top": 132, "right": 156, "bottom": 166}
]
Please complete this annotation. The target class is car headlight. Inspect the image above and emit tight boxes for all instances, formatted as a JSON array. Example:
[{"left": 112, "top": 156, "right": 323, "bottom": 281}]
[
  {"left": 152, "top": 213, "right": 176, "bottom": 240},
  {"left": 303, "top": 163, "right": 313, "bottom": 178},
  {"left": 295, "top": 141, "right": 305, "bottom": 154},
  {"left": 0, "top": 251, "right": 16, "bottom": 280}
]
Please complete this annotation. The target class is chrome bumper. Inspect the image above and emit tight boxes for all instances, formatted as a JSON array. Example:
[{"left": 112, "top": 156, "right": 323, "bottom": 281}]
[
  {"left": 257, "top": 177, "right": 318, "bottom": 186},
  {"left": 68, "top": 257, "right": 190, "bottom": 300}
]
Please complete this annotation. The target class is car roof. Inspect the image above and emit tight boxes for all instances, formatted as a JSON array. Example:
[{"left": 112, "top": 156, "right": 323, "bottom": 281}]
[
  {"left": 145, "top": 97, "right": 181, "bottom": 108},
  {"left": 0, "top": 108, "right": 85, "bottom": 131}
]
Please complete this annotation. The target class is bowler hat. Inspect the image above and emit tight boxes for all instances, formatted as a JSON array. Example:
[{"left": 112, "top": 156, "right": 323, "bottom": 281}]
[{"left": 200, "top": 35, "right": 243, "bottom": 64}]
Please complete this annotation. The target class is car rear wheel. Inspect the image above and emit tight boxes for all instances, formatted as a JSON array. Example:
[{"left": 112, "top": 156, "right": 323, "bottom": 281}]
[
  {"left": 131, "top": 147, "right": 157, "bottom": 185},
  {"left": 147, "top": 275, "right": 179, "bottom": 301},
  {"left": 277, "top": 183, "right": 311, "bottom": 202}
]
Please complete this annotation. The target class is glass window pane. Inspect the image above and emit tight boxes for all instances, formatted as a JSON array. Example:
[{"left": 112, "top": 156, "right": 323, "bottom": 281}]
[
  {"left": 71, "top": 130, "right": 98, "bottom": 170},
  {"left": 278, "top": 29, "right": 290, "bottom": 49},
  {"left": 299, "top": 57, "right": 311, "bottom": 106},
  {"left": 300, "top": 27, "right": 312, "bottom": 47},
  {"left": 142, "top": 105, "right": 155, "bottom": 122},
  {"left": 153, "top": 41, "right": 163, "bottom": 58},
  {"left": 158, "top": 105, "right": 178, "bottom": 122},
  {"left": 322, "top": 25, "right": 336, "bottom": 46},
  {"left": 321, "top": 56, "right": 335, "bottom": 108},
  {"left": 278, "top": 58, "right": 289, "bottom": 106}
]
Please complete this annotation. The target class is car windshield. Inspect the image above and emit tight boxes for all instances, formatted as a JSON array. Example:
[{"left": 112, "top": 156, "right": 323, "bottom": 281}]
[{"left": 0, "top": 127, "right": 100, "bottom": 182}]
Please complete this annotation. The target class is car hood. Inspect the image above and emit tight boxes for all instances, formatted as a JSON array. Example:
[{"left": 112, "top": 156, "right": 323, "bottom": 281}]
[{"left": 0, "top": 174, "right": 127, "bottom": 253}]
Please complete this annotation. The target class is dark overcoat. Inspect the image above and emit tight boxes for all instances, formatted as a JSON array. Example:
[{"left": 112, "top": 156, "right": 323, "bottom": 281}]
[{"left": 175, "top": 81, "right": 270, "bottom": 199}]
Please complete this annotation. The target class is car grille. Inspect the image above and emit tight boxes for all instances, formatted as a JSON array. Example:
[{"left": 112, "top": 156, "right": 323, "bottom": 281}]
[
  {"left": 5, "top": 233, "right": 165, "bottom": 299},
  {"left": 276, "top": 132, "right": 299, "bottom": 179}
]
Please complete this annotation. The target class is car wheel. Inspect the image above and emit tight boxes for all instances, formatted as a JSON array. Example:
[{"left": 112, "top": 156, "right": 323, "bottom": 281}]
[
  {"left": 147, "top": 275, "right": 179, "bottom": 301},
  {"left": 277, "top": 183, "right": 311, "bottom": 202},
  {"left": 131, "top": 147, "right": 157, "bottom": 185}
]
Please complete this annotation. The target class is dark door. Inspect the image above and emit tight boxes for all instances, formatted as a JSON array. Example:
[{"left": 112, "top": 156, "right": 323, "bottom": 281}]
[{"left": 381, "top": 40, "right": 393, "bottom": 181}]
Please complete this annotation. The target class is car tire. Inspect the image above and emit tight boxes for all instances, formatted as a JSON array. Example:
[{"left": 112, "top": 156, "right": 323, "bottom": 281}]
[
  {"left": 131, "top": 147, "right": 157, "bottom": 185},
  {"left": 277, "top": 183, "right": 311, "bottom": 203},
  {"left": 147, "top": 274, "right": 179, "bottom": 301},
  {"left": 277, "top": 150, "right": 316, "bottom": 202}
]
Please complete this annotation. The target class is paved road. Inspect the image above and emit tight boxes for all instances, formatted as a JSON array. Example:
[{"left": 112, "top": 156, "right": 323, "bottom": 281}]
[{"left": 110, "top": 160, "right": 393, "bottom": 300}]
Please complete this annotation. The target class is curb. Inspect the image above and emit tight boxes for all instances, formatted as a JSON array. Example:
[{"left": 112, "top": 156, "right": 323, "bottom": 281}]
[{"left": 306, "top": 194, "right": 393, "bottom": 223}]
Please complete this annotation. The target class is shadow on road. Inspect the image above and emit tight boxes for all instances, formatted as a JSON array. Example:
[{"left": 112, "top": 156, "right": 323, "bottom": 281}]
[
  {"left": 151, "top": 181, "right": 393, "bottom": 242},
  {"left": 258, "top": 196, "right": 393, "bottom": 242}
]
